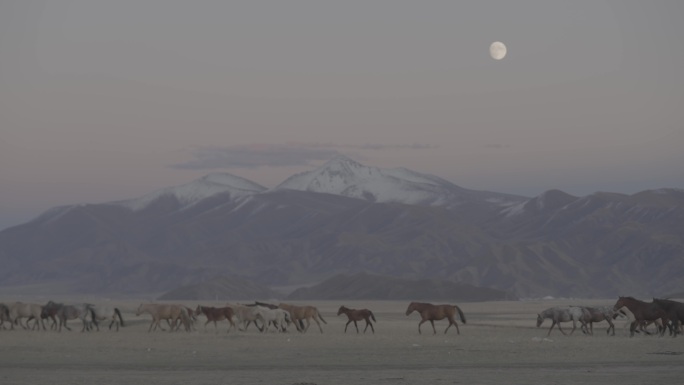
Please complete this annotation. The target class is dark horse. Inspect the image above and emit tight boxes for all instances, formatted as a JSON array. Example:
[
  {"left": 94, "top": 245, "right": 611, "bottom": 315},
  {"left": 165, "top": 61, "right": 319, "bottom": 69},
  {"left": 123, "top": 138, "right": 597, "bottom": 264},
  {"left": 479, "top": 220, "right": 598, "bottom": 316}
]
[
  {"left": 653, "top": 298, "right": 684, "bottom": 336},
  {"left": 337, "top": 306, "right": 376, "bottom": 334},
  {"left": 194, "top": 305, "right": 237, "bottom": 333},
  {"left": 405, "top": 302, "right": 466, "bottom": 335},
  {"left": 613, "top": 297, "right": 669, "bottom": 337}
]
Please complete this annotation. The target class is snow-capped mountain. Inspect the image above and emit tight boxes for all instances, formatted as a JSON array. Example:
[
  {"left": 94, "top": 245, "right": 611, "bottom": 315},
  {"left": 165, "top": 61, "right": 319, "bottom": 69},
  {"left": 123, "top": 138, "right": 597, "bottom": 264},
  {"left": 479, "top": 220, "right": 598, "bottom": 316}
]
[
  {"left": 116, "top": 173, "right": 267, "bottom": 211},
  {"left": 1, "top": 157, "right": 682, "bottom": 299},
  {"left": 274, "top": 155, "right": 524, "bottom": 207}
]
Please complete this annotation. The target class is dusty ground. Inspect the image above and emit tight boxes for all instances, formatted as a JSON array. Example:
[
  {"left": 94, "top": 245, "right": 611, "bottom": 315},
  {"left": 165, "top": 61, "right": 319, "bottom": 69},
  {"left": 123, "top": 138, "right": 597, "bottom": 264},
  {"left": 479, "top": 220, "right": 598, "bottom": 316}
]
[{"left": 1, "top": 298, "right": 682, "bottom": 384}]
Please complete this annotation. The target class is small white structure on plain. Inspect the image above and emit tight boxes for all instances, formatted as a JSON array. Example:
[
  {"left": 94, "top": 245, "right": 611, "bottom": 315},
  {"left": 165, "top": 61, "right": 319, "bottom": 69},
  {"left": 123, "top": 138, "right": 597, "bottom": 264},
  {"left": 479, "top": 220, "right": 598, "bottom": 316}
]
[{"left": 490, "top": 41, "right": 507, "bottom": 60}]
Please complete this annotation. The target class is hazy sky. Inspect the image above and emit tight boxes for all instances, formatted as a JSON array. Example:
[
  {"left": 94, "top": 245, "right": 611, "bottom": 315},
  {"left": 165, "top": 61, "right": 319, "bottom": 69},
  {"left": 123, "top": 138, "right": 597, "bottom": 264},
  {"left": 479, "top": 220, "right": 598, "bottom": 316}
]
[{"left": 1, "top": 1, "right": 683, "bottom": 230}]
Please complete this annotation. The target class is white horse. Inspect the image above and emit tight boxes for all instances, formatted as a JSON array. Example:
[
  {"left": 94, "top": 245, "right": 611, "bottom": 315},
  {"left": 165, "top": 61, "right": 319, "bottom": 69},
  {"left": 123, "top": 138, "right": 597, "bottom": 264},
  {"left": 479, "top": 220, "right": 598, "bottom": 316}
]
[
  {"left": 8, "top": 302, "right": 44, "bottom": 330},
  {"left": 252, "top": 306, "right": 291, "bottom": 332},
  {"left": 536, "top": 306, "right": 589, "bottom": 336},
  {"left": 228, "top": 304, "right": 264, "bottom": 332}
]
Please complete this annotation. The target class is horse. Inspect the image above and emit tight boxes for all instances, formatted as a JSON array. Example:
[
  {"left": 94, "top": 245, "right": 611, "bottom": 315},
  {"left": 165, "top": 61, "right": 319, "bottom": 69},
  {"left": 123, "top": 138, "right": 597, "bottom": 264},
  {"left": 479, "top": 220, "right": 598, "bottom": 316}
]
[
  {"left": 251, "top": 301, "right": 279, "bottom": 310},
  {"left": 136, "top": 303, "right": 190, "bottom": 332},
  {"left": 535, "top": 306, "right": 588, "bottom": 336},
  {"left": 616, "top": 305, "right": 662, "bottom": 335},
  {"left": 38, "top": 300, "right": 66, "bottom": 330},
  {"left": 86, "top": 304, "right": 125, "bottom": 331},
  {"left": 405, "top": 302, "right": 466, "bottom": 335},
  {"left": 194, "top": 305, "right": 237, "bottom": 333},
  {"left": 251, "top": 306, "right": 291, "bottom": 333},
  {"left": 56, "top": 303, "right": 94, "bottom": 332},
  {"left": 337, "top": 305, "right": 376, "bottom": 334},
  {"left": 579, "top": 306, "right": 617, "bottom": 336},
  {"left": 8, "top": 302, "right": 44, "bottom": 330},
  {"left": 229, "top": 304, "right": 265, "bottom": 332},
  {"left": 0, "top": 303, "right": 10, "bottom": 330},
  {"left": 613, "top": 297, "right": 669, "bottom": 337},
  {"left": 653, "top": 298, "right": 684, "bottom": 336},
  {"left": 278, "top": 303, "right": 327, "bottom": 333}
]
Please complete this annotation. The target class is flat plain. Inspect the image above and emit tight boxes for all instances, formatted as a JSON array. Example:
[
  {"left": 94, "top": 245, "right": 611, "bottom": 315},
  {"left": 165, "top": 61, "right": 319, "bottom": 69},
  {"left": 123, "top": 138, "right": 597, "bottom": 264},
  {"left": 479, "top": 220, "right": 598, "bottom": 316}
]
[{"left": 1, "top": 298, "right": 683, "bottom": 385}]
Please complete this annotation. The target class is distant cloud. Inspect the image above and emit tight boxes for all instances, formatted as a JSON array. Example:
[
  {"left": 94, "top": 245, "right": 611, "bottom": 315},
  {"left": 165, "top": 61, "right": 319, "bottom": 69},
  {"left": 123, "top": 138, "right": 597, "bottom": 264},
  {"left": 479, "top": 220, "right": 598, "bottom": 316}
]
[{"left": 171, "top": 142, "right": 436, "bottom": 169}]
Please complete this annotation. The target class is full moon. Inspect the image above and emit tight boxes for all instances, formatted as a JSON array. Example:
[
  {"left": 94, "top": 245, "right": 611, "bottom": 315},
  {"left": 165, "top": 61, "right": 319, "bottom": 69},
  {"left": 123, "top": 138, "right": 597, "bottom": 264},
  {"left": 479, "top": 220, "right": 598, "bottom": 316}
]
[{"left": 490, "top": 41, "right": 507, "bottom": 60}]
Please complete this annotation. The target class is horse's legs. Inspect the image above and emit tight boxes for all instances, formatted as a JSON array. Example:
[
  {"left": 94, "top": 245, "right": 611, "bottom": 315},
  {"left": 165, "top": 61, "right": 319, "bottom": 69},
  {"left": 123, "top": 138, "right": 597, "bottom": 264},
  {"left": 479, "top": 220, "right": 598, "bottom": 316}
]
[
  {"left": 606, "top": 319, "right": 615, "bottom": 336},
  {"left": 430, "top": 320, "right": 437, "bottom": 335},
  {"left": 629, "top": 320, "right": 638, "bottom": 337},
  {"left": 417, "top": 319, "right": 427, "bottom": 334},
  {"left": 353, "top": 320, "right": 359, "bottom": 333},
  {"left": 313, "top": 317, "right": 324, "bottom": 334},
  {"left": 548, "top": 321, "right": 559, "bottom": 336},
  {"left": 344, "top": 320, "right": 352, "bottom": 333}
]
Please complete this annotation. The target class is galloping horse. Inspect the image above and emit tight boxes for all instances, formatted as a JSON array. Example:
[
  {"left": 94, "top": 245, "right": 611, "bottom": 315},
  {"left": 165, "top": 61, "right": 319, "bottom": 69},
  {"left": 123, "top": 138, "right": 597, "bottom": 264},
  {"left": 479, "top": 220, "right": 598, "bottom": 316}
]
[
  {"left": 580, "top": 306, "right": 617, "bottom": 336},
  {"left": 87, "top": 304, "right": 125, "bottom": 331},
  {"left": 613, "top": 297, "right": 669, "bottom": 337},
  {"left": 536, "top": 306, "right": 588, "bottom": 336},
  {"left": 194, "top": 305, "right": 237, "bottom": 333},
  {"left": 405, "top": 302, "right": 466, "bottom": 335},
  {"left": 278, "top": 303, "right": 327, "bottom": 333},
  {"left": 337, "top": 306, "right": 376, "bottom": 334},
  {"left": 136, "top": 303, "right": 190, "bottom": 332},
  {"left": 8, "top": 302, "right": 44, "bottom": 330}
]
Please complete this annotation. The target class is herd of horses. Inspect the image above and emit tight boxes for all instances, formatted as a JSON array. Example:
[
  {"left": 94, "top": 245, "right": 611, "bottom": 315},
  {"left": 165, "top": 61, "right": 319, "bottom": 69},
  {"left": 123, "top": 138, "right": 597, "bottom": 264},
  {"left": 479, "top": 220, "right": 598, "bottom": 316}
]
[
  {"left": 2, "top": 297, "right": 683, "bottom": 338},
  {"left": 536, "top": 297, "right": 684, "bottom": 337}
]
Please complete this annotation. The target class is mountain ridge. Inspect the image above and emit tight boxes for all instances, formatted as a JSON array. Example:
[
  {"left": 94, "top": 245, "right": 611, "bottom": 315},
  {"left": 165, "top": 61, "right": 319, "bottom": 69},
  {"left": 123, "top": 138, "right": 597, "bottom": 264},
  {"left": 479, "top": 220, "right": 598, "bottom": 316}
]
[{"left": 1, "top": 157, "right": 682, "bottom": 299}]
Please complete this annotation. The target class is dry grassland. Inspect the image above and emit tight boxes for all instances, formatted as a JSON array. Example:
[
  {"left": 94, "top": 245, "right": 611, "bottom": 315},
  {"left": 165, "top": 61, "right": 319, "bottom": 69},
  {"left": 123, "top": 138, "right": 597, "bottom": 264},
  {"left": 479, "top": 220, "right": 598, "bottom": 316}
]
[{"left": 1, "top": 298, "right": 682, "bottom": 384}]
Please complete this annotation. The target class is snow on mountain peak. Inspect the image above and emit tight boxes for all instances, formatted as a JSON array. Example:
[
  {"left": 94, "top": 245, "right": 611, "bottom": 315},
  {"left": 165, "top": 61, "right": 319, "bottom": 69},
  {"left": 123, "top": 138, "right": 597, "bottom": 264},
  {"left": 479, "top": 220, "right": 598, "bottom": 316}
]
[
  {"left": 117, "top": 172, "right": 267, "bottom": 211},
  {"left": 273, "top": 155, "right": 513, "bottom": 207}
]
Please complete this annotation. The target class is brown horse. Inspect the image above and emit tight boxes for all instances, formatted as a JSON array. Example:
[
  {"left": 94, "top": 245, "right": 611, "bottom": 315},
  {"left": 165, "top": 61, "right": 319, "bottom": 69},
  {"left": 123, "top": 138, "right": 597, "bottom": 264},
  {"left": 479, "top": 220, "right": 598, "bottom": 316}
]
[
  {"left": 613, "top": 297, "right": 669, "bottom": 337},
  {"left": 405, "top": 301, "right": 466, "bottom": 334},
  {"left": 653, "top": 298, "right": 684, "bottom": 336},
  {"left": 337, "top": 306, "right": 376, "bottom": 334},
  {"left": 278, "top": 303, "right": 327, "bottom": 333},
  {"left": 195, "top": 305, "right": 237, "bottom": 333}
]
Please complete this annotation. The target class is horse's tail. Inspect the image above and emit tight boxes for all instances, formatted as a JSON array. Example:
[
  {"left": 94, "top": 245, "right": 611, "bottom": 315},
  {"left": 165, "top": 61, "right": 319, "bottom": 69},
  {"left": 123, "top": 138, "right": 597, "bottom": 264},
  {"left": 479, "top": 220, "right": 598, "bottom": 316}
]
[
  {"left": 317, "top": 310, "right": 327, "bottom": 324},
  {"left": 455, "top": 306, "right": 466, "bottom": 324},
  {"left": 370, "top": 311, "right": 377, "bottom": 323},
  {"left": 114, "top": 308, "right": 125, "bottom": 327}
]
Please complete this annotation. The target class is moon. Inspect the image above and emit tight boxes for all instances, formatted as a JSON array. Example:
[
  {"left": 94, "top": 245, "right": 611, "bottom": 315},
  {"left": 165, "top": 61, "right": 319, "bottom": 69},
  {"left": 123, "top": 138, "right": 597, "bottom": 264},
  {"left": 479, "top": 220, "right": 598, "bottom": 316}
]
[{"left": 490, "top": 41, "right": 507, "bottom": 60}]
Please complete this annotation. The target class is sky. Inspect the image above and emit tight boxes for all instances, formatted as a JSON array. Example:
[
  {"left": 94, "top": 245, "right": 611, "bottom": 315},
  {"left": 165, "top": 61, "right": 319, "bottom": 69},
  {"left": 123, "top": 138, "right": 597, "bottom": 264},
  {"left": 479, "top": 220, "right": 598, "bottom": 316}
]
[{"left": 1, "top": 1, "right": 683, "bottom": 230}]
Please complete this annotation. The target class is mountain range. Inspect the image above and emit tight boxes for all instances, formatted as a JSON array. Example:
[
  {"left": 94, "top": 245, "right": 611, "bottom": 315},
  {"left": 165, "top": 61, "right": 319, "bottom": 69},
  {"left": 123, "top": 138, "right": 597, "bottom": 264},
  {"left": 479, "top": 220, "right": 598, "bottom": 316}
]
[{"left": 0, "top": 155, "right": 682, "bottom": 299}]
